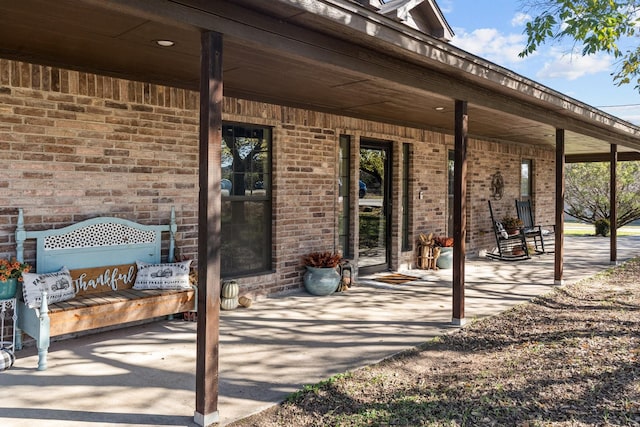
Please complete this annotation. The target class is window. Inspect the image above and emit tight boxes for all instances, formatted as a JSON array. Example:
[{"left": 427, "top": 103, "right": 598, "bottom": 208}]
[
  {"left": 221, "top": 124, "right": 272, "bottom": 277},
  {"left": 338, "top": 135, "right": 351, "bottom": 257},
  {"left": 521, "top": 159, "right": 532, "bottom": 201},
  {"left": 402, "top": 143, "right": 411, "bottom": 251},
  {"left": 447, "top": 150, "right": 455, "bottom": 234}
]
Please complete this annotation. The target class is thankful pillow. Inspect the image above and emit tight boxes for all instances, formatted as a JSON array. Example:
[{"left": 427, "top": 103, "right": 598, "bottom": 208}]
[
  {"left": 22, "top": 267, "right": 76, "bottom": 309},
  {"left": 133, "top": 260, "right": 192, "bottom": 290}
]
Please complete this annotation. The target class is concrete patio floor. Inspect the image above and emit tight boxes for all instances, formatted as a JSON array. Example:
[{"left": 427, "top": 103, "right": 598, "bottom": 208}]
[{"left": 0, "top": 236, "right": 637, "bottom": 427}]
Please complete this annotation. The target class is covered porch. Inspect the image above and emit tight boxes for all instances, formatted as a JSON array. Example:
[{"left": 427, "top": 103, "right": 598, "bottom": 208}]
[
  {"left": 0, "top": 236, "right": 638, "bottom": 426},
  {"left": 2, "top": 0, "right": 640, "bottom": 424}
]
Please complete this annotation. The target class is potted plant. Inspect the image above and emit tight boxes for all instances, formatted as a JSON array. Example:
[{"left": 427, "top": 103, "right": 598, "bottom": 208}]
[
  {"left": 501, "top": 216, "right": 524, "bottom": 235},
  {"left": 434, "top": 237, "right": 454, "bottom": 269},
  {"left": 0, "top": 257, "right": 31, "bottom": 300},
  {"left": 302, "top": 251, "right": 342, "bottom": 296}
]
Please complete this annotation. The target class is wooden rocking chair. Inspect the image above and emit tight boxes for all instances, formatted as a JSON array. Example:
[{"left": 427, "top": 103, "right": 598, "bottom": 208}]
[
  {"left": 515, "top": 199, "right": 555, "bottom": 254},
  {"left": 487, "top": 200, "right": 530, "bottom": 261}
]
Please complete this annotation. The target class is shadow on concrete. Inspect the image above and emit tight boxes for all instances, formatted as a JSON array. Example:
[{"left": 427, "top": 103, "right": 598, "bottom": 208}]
[{"left": 0, "top": 236, "right": 636, "bottom": 426}]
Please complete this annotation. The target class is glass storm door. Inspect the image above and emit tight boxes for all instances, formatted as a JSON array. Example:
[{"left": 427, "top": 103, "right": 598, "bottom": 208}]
[{"left": 358, "top": 141, "right": 391, "bottom": 274}]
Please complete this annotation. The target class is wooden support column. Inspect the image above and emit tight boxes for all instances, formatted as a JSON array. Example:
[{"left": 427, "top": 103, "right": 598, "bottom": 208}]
[
  {"left": 452, "top": 100, "right": 467, "bottom": 326},
  {"left": 554, "top": 129, "right": 565, "bottom": 285},
  {"left": 610, "top": 144, "right": 618, "bottom": 264},
  {"left": 194, "top": 30, "right": 222, "bottom": 427}
]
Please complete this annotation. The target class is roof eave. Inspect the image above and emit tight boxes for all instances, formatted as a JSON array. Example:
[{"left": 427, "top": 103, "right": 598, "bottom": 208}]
[{"left": 264, "top": 0, "right": 639, "bottom": 139}]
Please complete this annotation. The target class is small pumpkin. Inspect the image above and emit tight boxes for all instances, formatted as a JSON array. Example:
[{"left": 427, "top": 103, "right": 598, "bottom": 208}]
[
  {"left": 221, "top": 280, "right": 239, "bottom": 299},
  {"left": 220, "top": 296, "right": 239, "bottom": 311},
  {"left": 238, "top": 295, "right": 252, "bottom": 308}
]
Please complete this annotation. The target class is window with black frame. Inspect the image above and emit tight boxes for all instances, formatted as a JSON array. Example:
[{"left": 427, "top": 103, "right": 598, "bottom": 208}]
[
  {"left": 447, "top": 150, "right": 454, "bottom": 234},
  {"left": 402, "top": 143, "right": 411, "bottom": 251},
  {"left": 221, "top": 124, "right": 272, "bottom": 277},
  {"left": 521, "top": 159, "right": 532, "bottom": 202},
  {"left": 338, "top": 135, "right": 351, "bottom": 258}
]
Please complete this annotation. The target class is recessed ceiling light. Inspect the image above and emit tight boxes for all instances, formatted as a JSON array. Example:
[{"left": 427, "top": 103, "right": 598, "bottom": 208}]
[
  {"left": 434, "top": 106, "right": 445, "bottom": 111},
  {"left": 155, "top": 40, "right": 175, "bottom": 47}
]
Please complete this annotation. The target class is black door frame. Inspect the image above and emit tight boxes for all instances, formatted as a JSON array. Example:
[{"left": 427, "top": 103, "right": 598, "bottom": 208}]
[{"left": 358, "top": 138, "right": 392, "bottom": 275}]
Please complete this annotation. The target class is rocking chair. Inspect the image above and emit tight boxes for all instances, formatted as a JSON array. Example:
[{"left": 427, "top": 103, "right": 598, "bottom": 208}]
[
  {"left": 515, "top": 199, "right": 555, "bottom": 254},
  {"left": 487, "top": 200, "right": 530, "bottom": 261}
]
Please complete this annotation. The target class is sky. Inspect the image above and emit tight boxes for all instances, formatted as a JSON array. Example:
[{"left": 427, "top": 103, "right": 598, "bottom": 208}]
[{"left": 440, "top": 0, "right": 640, "bottom": 124}]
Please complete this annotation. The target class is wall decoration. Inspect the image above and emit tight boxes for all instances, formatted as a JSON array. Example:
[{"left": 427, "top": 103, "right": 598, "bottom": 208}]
[{"left": 490, "top": 171, "right": 504, "bottom": 200}]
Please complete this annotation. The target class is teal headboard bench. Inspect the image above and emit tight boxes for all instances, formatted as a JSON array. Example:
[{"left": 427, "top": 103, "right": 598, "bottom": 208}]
[{"left": 15, "top": 207, "right": 196, "bottom": 371}]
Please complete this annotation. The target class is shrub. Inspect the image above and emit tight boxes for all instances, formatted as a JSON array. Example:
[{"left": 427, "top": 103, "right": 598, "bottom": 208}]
[{"left": 595, "top": 218, "right": 610, "bottom": 236}]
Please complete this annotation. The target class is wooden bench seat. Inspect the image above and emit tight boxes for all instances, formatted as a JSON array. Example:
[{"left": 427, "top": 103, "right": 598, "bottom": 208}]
[
  {"left": 15, "top": 207, "right": 196, "bottom": 370},
  {"left": 47, "top": 288, "right": 195, "bottom": 337}
]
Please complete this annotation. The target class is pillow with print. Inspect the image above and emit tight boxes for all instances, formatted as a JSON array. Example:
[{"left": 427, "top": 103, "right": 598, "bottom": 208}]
[
  {"left": 495, "top": 222, "right": 509, "bottom": 239},
  {"left": 133, "top": 260, "right": 192, "bottom": 290},
  {"left": 22, "top": 267, "right": 76, "bottom": 309}
]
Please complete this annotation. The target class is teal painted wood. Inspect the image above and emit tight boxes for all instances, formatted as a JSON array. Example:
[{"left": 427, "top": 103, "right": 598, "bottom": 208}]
[
  {"left": 16, "top": 207, "right": 176, "bottom": 270},
  {"left": 13, "top": 207, "right": 181, "bottom": 371},
  {"left": 16, "top": 296, "right": 49, "bottom": 370}
]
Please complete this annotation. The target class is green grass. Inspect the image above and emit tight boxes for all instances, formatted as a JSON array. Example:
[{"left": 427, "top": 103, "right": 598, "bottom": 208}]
[{"left": 564, "top": 222, "right": 640, "bottom": 236}]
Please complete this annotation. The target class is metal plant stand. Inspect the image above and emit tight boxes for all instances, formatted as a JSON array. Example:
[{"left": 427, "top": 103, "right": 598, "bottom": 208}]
[{"left": 1, "top": 298, "right": 17, "bottom": 354}]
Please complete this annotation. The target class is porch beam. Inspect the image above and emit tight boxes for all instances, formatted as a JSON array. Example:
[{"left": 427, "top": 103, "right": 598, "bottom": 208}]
[
  {"left": 86, "top": 0, "right": 640, "bottom": 149},
  {"left": 452, "top": 99, "right": 467, "bottom": 325},
  {"left": 610, "top": 144, "right": 617, "bottom": 264},
  {"left": 566, "top": 151, "right": 640, "bottom": 163},
  {"left": 554, "top": 129, "right": 565, "bottom": 285},
  {"left": 195, "top": 30, "right": 222, "bottom": 427}
]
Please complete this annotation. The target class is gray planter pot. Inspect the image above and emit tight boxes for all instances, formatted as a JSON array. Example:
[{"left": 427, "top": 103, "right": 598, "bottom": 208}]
[
  {"left": 436, "top": 247, "right": 453, "bottom": 269},
  {"left": 303, "top": 266, "right": 340, "bottom": 296}
]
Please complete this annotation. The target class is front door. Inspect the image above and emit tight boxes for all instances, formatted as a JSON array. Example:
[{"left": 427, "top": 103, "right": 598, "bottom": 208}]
[{"left": 358, "top": 141, "right": 391, "bottom": 275}]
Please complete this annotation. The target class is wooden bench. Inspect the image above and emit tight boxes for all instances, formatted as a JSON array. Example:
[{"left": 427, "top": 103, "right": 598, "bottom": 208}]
[{"left": 14, "top": 207, "right": 196, "bottom": 370}]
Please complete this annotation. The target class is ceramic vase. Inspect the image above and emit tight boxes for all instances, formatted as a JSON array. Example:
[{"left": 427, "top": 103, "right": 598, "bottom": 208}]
[
  {"left": 436, "top": 247, "right": 453, "bottom": 269},
  {"left": 303, "top": 266, "right": 340, "bottom": 296}
]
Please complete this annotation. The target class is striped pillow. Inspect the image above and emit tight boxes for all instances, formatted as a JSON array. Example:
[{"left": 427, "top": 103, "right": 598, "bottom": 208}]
[{"left": 0, "top": 348, "right": 14, "bottom": 371}]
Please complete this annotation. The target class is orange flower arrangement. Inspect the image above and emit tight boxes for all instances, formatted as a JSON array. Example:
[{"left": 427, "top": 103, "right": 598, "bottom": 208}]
[
  {"left": 434, "top": 236, "right": 454, "bottom": 247},
  {"left": 302, "top": 251, "right": 343, "bottom": 268},
  {"left": 0, "top": 258, "right": 31, "bottom": 282}
]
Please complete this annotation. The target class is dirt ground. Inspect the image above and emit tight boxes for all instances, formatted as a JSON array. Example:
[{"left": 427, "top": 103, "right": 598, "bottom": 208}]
[{"left": 228, "top": 259, "right": 640, "bottom": 427}]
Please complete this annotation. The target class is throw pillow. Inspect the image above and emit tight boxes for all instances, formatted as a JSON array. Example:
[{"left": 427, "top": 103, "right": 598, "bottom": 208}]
[
  {"left": 0, "top": 348, "right": 14, "bottom": 371},
  {"left": 133, "top": 260, "right": 192, "bottom": 290},
  {"left": 495, "top": 222, "right": 509, "bottom": 239},
  {"left": 21, "top": 267, "right": 76, "bottom": 309}
]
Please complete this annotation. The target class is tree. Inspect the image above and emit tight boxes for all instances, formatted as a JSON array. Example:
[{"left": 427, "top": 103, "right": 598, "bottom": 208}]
[
  {"left": 359, "top": 149, "right": 385, "bottom": 192},
  {"left": 519, "top": 0, "right": 640, "bottom": 91},
  {"left": 565, "top": 161, "right": 640, "bottom": 227}
]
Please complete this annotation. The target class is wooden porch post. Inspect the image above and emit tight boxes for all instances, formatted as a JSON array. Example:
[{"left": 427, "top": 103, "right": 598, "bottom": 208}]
[
  {"left": 452, "top": 100, "right": 467, "bottom": 325},
  {"left": 194, "top": 30, "right": 222, "bottom": 427},
  {"left": 554, "top": 129, "right": 565, "bottom": 285},
  {"left": 610, "top": 144, "right": 617, "bottom": 264}
]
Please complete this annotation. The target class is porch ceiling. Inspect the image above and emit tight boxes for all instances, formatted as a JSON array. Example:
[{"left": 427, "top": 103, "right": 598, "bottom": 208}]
[{"left": 1, "top": 0, "right": 639, "bottom": 156}]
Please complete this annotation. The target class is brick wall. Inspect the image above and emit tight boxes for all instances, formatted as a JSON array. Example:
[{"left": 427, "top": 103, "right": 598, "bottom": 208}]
[
  {"left": 411, "top": 131, "right": 451, "bottom": 235},
  {"left": 466, "top": 139, "right": 556, "bottom": 254},
  {"left": 0, "top": 59, "right": 556, "bottom": 303},
  {"left": 0, "top": 60, "right": 200, "bottom": 268}
]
